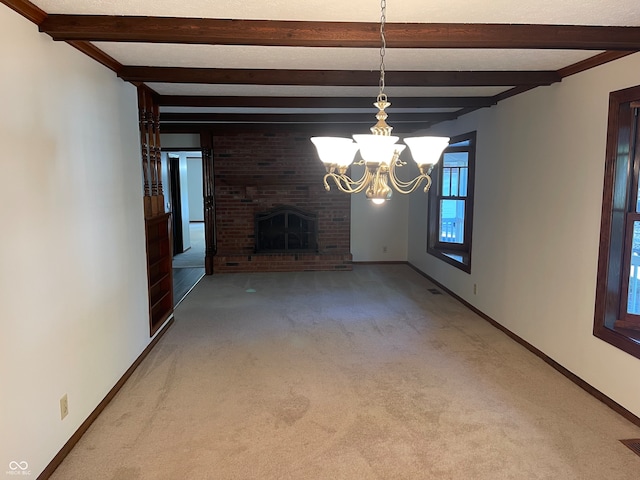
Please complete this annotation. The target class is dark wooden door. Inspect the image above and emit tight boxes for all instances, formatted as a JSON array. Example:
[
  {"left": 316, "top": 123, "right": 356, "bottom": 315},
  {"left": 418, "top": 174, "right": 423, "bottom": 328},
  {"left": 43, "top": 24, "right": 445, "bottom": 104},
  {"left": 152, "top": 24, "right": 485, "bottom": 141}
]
[{"left": 169, "top": 157, "right": 184, "bottom": 255}]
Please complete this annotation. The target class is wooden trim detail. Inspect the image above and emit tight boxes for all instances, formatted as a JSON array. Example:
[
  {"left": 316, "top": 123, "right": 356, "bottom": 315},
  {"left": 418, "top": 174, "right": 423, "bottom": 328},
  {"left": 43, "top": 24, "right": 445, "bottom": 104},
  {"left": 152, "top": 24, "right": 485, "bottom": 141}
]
[
  {"left": 159, "top": 111, "right": 459, "bottom": 124},
  {"left": 200, "top": 131, "right": 216, "bottom": 275},
  {"left": 38, "top": 16, "right": 640, "bottom": 50},
  {"left": 406, "top": 262, "right": 640, "bottom": 429},
  {"left": 160, "top": 122, "right": 433, "bottom": 135},
  {"left": 119, "top": 67, "right": 561, "bottom": 87},
  {"left": 138, "top": 86, "right": 165, "bottom": 218},
  {"left": 593, "top": 84, "right": 640, "bottom": 358},
  {"left": 156, "top": 95, "right": 498, "bottom": 109},
  {"left": 1, "top": 0, "right": 47, "bottom": 24},
  {"left": 36, "top": 317, "right": 174, "bottom": 480}
]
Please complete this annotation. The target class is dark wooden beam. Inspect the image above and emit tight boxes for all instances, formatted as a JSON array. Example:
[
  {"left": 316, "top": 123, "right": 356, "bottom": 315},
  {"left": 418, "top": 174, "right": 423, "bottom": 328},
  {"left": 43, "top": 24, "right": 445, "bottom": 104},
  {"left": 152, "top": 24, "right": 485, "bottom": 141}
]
[
  {"left": 1, "top": 0, "right": 47, "bottom": 24},
  {"left": 39, "top": 16, "right": 640, "bottom": 50},
  {"left": 491, "top": 85, "right": 538, "bottom": 103},
  {"left": 486, "top": 51, "right": 638, "bottom": 104},
  {"left": 0, "top": 1, "right": 124, "bottom": 73},
  {"left": 156, "top": 95, "right": 497, "bottom": 109},
  {"left": 160, "top": 111, "right": 459, "bottom": 123},
  {"left": 161, "top": 122, "right": 435, "bottom": 135},
  {"left": 120, "top": 67, "right": 560, "bottom": 87},
  {"left": 558, "top": 50, "right": 636, "bottom": 78},
  {"left": 66, "top": 41, "right": 123, "bottom": 73}
]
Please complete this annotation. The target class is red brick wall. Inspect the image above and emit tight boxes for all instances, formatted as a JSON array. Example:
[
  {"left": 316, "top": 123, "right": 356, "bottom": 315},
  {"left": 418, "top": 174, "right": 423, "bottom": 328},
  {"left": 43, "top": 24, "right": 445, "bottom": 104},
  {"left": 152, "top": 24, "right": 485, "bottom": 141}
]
[{"left": 212, "top": 130, "right": 352, "bottom": 273}]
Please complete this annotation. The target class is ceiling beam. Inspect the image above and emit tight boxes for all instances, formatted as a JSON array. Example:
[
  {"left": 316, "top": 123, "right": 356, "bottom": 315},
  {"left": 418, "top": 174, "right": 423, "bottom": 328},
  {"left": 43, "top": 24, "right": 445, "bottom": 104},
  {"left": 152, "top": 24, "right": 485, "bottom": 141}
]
[
  {"left": 66, "top": 41, "right": 123, "bottom": 72},
  {"left": 159, "top": 112, "right": 459, "bottom": 123},
  {"left": 2, "top": 0, "right": 47, "bottom": 25},
  {"left": 120, "top": 67, "right": 560, "bottom": 87},
  {"left": 156, "top": 95, "right": 497, "bottom": 108},
  {"left": 160, "top": 122, "right": 436, "bottom": 135},
  {"left": 39, "top": 16, "right": 640, "bottom": 50},
  {"left": 557, "top": 50, "right": 635, "bottom": 77}
]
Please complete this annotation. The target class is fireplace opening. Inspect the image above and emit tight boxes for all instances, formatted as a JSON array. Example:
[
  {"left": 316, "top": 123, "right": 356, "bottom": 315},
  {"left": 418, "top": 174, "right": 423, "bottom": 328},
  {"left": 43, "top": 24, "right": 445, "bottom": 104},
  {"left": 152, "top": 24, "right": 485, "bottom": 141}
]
[{"left": 255, "top": 206, "right": 318, "bottom": 253}]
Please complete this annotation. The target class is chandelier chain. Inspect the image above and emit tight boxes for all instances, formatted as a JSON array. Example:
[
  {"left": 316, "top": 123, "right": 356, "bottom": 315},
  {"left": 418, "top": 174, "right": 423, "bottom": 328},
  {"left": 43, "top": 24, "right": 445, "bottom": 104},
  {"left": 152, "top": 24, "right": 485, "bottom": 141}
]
[{"left": 378, "top": 0, "right": 387, "bottom": 102}]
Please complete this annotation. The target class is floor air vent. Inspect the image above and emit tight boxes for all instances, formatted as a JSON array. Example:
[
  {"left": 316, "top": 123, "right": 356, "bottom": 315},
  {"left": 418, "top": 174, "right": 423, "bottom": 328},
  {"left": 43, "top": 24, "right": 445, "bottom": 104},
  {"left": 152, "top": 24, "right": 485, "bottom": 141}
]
[
  {"left": 427, "top": 288, "right": 442, "bottom": 295},
  {"left": 620, "top": 439, "right": 640, "bottom": 457}
]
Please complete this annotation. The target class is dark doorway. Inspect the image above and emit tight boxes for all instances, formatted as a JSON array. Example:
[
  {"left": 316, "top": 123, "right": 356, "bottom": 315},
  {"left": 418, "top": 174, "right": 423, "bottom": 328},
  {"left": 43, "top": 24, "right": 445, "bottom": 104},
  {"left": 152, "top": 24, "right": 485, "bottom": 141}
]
[{"left": 169, "top": 156, "right": 184, "bottom": 255}]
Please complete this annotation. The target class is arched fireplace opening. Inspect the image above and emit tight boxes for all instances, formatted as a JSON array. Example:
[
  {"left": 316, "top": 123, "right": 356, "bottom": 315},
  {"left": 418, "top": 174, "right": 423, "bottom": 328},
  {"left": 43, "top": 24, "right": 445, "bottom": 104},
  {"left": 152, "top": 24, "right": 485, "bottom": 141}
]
[{"left": 255, "top": 206, "right": 318, "bottom": 253}]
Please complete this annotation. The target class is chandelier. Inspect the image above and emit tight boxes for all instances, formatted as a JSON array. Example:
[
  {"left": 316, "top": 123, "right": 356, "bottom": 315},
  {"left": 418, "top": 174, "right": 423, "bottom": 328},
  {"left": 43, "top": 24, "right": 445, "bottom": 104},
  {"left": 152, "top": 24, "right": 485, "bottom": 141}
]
[{"left": 310, "top": 0, "right": 450, "bottom": 204}]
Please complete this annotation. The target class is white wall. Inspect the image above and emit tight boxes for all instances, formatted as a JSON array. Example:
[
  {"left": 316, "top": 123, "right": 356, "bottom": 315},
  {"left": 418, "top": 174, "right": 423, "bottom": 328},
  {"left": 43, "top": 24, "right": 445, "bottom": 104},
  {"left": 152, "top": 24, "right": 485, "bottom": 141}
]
[
  {"left": 187, "top": 156, "right": 204, "bottom": 221},
  {"left": 350, "top": 165, "right": 410, "bottom": 261},
  {"left": 161, "top": 133, "right": 201, "bottom": 149},
  {"left": 408, "top": 52, "right": 640, "bottom": 418},
  {"left": 0, "top": 7, "right": 152, "bottom": 477},
  {"left": 178, "top": 155, "right": 191, "bottom": 248}
]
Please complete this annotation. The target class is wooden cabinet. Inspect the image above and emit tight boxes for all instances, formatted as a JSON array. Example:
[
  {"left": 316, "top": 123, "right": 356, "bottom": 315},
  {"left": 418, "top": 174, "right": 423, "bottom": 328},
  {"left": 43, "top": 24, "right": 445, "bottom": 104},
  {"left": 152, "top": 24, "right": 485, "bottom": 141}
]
[{"left": 145, "top": 213, "right": 173, "bottom": 335}]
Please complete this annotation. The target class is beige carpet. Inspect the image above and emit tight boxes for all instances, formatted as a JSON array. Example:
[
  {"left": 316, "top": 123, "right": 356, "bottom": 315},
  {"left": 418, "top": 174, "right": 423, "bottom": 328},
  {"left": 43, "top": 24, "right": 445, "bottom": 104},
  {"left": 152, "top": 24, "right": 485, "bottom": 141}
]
[
  {"left": 173, "top": 222, "right": 205, "bottom": 268},
  {"left": 50, "top": 265, "right": 640, "bottom": 479}
]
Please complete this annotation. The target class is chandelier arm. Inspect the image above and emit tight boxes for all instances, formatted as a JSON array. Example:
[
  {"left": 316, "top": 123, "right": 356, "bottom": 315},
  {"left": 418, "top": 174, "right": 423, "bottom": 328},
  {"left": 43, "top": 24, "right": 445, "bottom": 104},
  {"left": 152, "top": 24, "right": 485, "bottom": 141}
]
[
  {"left": 391, "top": 174, "right": 424, "bottom": 189},
  {"left": 388, "top": 160, "right": 432, "bottom": 194},
  {"left": 324, "top": 169, "right": 372, "bottom": 194},
  {"left": 389, "top": 165, "right": 420, "bottom": 189},
  {"left": 322, "top": 159, "right": 369, "bottom": 191},
  {"left": 387, "top": 152, "right": 421, "bottom": 189},
  {"left": 336, "top": 162, "right": 372, "bottom": 192},
  {"left": 347, "top": 161, "right": 370, "bottom": 186},
  {"left": 388, "top": 174, "right": 427, "bottom": 194}
]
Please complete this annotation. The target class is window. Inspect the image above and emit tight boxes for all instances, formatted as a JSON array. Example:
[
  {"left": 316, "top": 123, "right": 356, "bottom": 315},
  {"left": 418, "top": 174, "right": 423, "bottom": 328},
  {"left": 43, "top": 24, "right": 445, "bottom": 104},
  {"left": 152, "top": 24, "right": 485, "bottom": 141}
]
[
  {"left": 594, "top": 85, "right": 640, "bottom": 358},
  {"left": 427, "top": 131, "right": 476, "bottom": 272}
]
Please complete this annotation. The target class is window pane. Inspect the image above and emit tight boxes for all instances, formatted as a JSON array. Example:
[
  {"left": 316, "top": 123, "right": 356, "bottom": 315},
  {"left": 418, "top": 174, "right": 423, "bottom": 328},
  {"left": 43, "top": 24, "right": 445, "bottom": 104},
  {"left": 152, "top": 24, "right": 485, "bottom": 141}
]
[
  {"left": 627, "top": 221, "right": 640, "bottom": 314},
  {"left": 451, "top": 168, "right": 459, "bottom": 196},
  {"left": 442, "top": 168, "right": 451, "bottom": 196},
  {"left": 439, "top": 199, "right": 465, "bottom": 244},
  {"left": 450, "top": 139, "right": 471, "bottom": 147},
  {"left": 460, "top": 167, "right": 468, "bottom": 197},
  {"left": 443, "top": 152, "right": 468, "bottom": 168},
  {"left": 443, "top": 152, "right": 469, "bottom": 198}
]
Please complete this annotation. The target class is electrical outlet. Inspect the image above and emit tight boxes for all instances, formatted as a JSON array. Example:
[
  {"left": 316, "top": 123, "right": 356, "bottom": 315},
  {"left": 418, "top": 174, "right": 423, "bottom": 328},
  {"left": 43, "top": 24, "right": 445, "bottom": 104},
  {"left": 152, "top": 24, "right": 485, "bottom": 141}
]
[
  {"left": 473, "top": 284, "right": 477, "bottom": 295},
  {"left": 382, "top": 246, "right": 388, "bottom": 253},
  {"left": 60, "top": 394, "right": 68, "bottom": 420}
]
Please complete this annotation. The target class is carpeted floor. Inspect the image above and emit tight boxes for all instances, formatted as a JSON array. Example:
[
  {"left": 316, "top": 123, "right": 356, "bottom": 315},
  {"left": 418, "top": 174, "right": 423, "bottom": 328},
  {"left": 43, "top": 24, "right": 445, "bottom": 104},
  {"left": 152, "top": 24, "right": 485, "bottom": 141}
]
[
  {"left": 172, "top": 222, "right": 205, "bottom": 268},
  {"left": 172, "top": 221, "right": 205, "bottom": 306},
  {"left": 50, "top": 265, "right": 640, "bottom": 479}
]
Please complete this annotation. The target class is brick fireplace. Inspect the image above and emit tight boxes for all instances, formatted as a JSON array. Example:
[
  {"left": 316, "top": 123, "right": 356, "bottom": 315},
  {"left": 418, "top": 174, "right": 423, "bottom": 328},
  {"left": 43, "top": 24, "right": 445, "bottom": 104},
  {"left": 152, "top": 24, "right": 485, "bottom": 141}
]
[{"left": 212, "top": 130, "right": 352, "bottom": 273}]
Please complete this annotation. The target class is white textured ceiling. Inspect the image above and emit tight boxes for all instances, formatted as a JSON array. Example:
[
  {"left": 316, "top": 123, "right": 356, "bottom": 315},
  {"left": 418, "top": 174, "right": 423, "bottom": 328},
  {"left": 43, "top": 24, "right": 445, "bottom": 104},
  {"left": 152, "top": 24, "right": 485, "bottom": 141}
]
[
  {"left": 31, "top": 0, "right": 640, "bottom": 25},
  {"left": 94, "top": 43, "right": 602, "bottom": 71},
  {"left": 145, "top": 84, "right": 512, "bottom": 98},
  {"left": 25, "top": 0, "right": 640, "bottom": 126}
]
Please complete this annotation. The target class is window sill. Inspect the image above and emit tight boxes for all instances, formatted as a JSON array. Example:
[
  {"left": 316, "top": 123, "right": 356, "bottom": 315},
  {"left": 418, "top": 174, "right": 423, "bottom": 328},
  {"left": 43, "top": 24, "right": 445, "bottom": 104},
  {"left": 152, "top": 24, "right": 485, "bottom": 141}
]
[
  {"left": 427, "top": 247, "right": 471, "bottom": 273},
  {"left": 594, "top": 324, "right": 640, "bottom": 359}
]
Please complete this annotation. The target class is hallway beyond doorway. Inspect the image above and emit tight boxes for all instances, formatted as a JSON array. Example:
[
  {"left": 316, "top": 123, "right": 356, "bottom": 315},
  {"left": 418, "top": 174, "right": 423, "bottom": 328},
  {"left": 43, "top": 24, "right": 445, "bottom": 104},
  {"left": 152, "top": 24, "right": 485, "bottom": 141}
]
[{"left": 173, "top": 222, "right": 205, "bottom": 305}]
